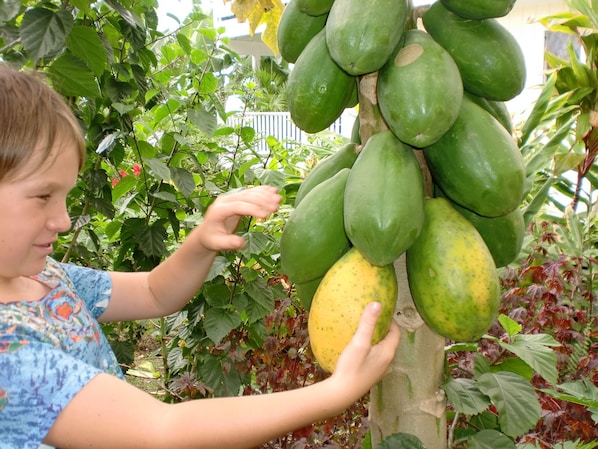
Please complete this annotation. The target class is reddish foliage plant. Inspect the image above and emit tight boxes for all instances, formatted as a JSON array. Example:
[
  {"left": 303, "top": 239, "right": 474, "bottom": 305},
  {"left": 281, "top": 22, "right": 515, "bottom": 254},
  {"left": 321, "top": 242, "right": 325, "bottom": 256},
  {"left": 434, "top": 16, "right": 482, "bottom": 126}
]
[{"left": 449, "top": 220, "right": 597, "bottom": 446}]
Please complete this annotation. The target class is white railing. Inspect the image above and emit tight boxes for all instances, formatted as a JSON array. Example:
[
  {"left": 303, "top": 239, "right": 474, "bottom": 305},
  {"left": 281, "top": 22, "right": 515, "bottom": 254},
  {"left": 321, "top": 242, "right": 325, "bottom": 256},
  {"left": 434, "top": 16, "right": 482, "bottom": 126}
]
[{"left": 226, "top": 110, "right": 357, "bottom": 152}]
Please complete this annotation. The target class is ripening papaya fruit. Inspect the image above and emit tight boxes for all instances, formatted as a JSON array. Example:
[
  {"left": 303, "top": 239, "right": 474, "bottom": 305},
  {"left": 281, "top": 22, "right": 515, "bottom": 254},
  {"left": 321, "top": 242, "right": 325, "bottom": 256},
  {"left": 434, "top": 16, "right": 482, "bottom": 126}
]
[
  {"left": 406, "top": 198, "right": 501, "bottom": 342},
  {"left": 296, "top": 0, "right": 334, "bottom": 16},
  {"left": 308, "top": 247, "right": 397, "bottom": 372},
  {"left": 277, "top": 0, "right": 328, "bottom": 64},
  {"left": 440, "top": 0, "right": 517, "bottom": 19},
  {"left": 344, "top": 130, "right": 425, "bottom": 266},
  {"left": 295, "top": 142, "right": 359, "bottom": 206},
  {"left": 287, "top": 30, "right": 356, "bottom": 133},
  {"left": 436, "top": 187, "right": 525, "bottom": 268},
  {"left": 423, "top": 95, "right": 525, "bottom": 217},
  {"left": 326, "top": 0, "right": 408, "bottom": 75},
  {"left": 378, "top": 29, "right": 463, "bottom": 148},
  {"left": 423, "top": 2, "right": 525, "bottom": 101},
  {"left": 280, "top": 169, "right": 351, "bottom": 284}
]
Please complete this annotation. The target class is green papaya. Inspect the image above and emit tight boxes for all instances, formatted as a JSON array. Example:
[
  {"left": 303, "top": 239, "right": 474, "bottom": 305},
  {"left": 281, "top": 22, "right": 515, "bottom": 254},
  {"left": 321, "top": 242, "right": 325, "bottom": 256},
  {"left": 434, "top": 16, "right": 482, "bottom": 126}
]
[
  {"left": 277, "top": 0, "right": 328, "bottom": 63},
  {"left": 325, "top": 0, "right": 408, "bottom": 75},
  {"left": 344, "top": 130, "right": 425, "bottom": 266},
  {"left": 378, "top": 29, "right": 463, "bottom": 148},
  {"left": 440, "top": 0, "right": 517, "bottom": 19},
  {"left": 351, "top": 115, "right": 360, "bottom": 144},
  {"left": 406, "top": 198, "right": 501, "bottom": 342},
  {"left": 295, "top": 276, "right": 322, "bottom": 310},
  {"left": 287, "top": 30, "right": 356, "bottom": 133},
  {"left": 423, "top": 95, "right": 525, "bottom": 217},
  {"left": 281, "top": 169, "right": 351, "bottom": 284},
  {"left": 296, "top": 0, "right": 334, "bottom": 16},
  {"left": 295, "top": 142, "right": 359, "bottom": 206},
  {"left": 436, "top": 187, "right": 525, "bottom": 268},
  {"left": 464, "top": 91, "right": 513, "bottom": 133},
  {"left": 423, "top": 2, "right": 525, "bottom": 101}
]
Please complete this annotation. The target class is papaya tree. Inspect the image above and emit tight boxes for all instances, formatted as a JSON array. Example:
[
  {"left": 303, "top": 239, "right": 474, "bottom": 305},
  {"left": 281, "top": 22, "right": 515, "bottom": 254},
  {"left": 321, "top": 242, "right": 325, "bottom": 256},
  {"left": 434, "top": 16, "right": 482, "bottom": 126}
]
[{"left": 270, "top": 0, "right": 574, "bottom": 448}]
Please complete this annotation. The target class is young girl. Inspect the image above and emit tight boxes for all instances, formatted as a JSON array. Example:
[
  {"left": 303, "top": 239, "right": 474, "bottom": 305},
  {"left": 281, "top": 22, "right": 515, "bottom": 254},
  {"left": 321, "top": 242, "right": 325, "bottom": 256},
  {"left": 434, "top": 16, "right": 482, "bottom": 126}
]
[{"left": 0, "top": 65, "right": 400, "bottom": 449}]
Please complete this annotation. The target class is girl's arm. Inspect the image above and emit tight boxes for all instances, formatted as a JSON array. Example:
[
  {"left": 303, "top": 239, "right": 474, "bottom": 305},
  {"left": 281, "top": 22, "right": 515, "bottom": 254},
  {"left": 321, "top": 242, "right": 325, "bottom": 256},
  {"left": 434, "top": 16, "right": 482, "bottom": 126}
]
[
  {"left": 45, "top": 303, "right": 400, "bottom": 449},
  {"left": 98, "top": 186, "right": 282, "bottom": 323}
]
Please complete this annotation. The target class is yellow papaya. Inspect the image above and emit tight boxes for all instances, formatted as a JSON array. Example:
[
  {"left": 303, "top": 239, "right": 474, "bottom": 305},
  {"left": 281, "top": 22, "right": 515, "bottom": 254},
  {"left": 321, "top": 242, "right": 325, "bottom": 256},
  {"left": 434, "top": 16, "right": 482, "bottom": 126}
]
[
  {"left": 406, "top": 198, "right": 501, "bottom": 342},
  {"left": 308, "top": 247, "right": 397, "bottom": 372}
]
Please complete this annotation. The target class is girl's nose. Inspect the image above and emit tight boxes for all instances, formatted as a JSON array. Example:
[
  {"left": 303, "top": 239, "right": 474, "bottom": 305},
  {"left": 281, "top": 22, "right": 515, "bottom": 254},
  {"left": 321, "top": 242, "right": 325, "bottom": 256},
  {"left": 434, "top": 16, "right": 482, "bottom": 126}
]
[{"left": 47, "top": 202, "right": 72, "bottom": 233}]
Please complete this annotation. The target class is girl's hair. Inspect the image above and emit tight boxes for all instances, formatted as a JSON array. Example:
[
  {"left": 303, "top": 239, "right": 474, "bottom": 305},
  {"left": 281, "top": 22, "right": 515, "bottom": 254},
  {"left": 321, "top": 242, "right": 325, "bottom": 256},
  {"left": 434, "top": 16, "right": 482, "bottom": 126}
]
[{"left": 0, "top": 65, "right": 85, "bottom": 183}]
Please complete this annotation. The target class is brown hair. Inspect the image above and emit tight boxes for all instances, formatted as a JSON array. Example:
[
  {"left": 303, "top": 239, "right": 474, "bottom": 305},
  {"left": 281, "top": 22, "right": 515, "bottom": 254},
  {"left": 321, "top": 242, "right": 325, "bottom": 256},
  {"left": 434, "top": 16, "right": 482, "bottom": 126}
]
[{"left": 0, "top": 65, "right": 85, "bottom": 183}]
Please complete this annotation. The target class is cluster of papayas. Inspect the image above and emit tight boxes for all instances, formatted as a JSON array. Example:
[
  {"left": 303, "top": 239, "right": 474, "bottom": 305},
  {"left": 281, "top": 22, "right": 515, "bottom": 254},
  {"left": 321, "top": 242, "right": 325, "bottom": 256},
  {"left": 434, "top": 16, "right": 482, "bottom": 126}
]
[{"left": 278, "top": 0, "right": 529, "bottom": 365}]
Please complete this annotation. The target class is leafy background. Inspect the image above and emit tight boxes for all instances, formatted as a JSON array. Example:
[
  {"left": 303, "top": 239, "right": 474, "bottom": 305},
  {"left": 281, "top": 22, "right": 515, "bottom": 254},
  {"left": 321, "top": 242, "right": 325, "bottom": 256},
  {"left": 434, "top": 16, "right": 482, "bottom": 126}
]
[{"left": 0, "top": 0, "right": 596, "bottom": 448}]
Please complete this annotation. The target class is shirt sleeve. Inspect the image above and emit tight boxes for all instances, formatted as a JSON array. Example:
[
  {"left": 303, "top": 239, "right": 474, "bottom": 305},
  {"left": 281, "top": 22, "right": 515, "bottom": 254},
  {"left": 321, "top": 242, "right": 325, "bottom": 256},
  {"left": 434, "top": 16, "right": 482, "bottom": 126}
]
[
  {"left": 60, "top": 263, "right": 112, "bottom": 320},
  {"left": 0, "top": 341, "right": 102, "bottom": 449}
]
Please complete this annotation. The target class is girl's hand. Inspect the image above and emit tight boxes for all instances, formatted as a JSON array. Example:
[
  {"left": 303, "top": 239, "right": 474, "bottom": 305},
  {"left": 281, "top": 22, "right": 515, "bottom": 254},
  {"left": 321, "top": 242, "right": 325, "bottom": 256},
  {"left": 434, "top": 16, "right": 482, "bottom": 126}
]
[
  {"left": 197, "top": 186, "right": 282, "bottom": 251},
  {"left": 329, "top": 302, "right": 400, "bottom": 400}
]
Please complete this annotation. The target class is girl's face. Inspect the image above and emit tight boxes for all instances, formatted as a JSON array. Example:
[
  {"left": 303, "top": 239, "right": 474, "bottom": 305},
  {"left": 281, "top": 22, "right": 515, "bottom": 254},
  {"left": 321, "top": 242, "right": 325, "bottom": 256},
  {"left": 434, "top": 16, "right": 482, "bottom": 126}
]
[{"left": 0, "top": 142, "right": 79, "bottom": 284}]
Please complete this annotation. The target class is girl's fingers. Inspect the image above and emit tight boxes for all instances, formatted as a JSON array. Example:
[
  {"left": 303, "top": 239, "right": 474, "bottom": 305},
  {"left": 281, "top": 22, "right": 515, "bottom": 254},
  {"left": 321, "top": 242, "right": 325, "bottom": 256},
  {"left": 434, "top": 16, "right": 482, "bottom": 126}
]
[{"left": 351, "top": 302, "right": 382, "bottom": 347}]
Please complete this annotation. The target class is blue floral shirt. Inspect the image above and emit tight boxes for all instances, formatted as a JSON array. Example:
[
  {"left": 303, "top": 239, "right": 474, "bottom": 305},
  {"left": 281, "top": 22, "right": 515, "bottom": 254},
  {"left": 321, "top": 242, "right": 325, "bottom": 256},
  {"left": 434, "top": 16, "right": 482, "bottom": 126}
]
[{"left": 0, "top": 258, "right": 124, "bottom": 449}]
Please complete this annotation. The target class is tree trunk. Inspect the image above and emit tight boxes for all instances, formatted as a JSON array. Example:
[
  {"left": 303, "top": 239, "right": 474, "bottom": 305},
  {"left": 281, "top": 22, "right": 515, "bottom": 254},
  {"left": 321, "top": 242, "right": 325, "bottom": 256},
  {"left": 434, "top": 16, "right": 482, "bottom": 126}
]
[
  {"left": 369, "top": 255, "right": 447, "bottom": 448},
  {"left": 358, "top": 72, "right": 447, "bottom": 449}
]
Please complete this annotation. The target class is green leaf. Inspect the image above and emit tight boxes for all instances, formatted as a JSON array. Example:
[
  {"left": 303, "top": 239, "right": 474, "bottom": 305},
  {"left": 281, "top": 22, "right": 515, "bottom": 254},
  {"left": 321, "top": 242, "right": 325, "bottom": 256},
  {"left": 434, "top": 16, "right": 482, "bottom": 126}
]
[
  {"left": 474, "top": 353, "right": 492, "bottom": 377},
  {"left": 541, "top": 379, "right": 598, "bottom": 408},
  {"left": 104, "top": 0, "right": 144, "bottom": 29},
  {"left": 244, "top": 276, "right": 275, "bottom": 322},
  {"left": 0, "top": 0, "right": 20, "bottom": 24},
  {"left": 188, "top": 107, "right": 218, "bottom": 136},
  {"left": 48, "top": 54, "right": 100, "bottom": 98},
  {"left": 377, "top": 433, "right": 424, "bottom": 449},
  {"left": 477, "top": 372, "right": 541, "bottom": 438},
  {"left": 170, "top": 167, "right": 196, "bottom": 198},
  {"left": 499, "top": 333, "right": 560, "bottom": 385},
  {"left": 525, "top": 114, "right": 577, "bottom": 177},
  {"left": 240, "top": 232, "right": 276, "bottom": 257},
  {"left": 136, "top": 221, "right": 167, "bottom": 258},
  {"left": 553, "top": 152, "right": 586, "bottom": 176},
  {"left": 524, "top": 177, "right": 555, "bottom": 226},
  {"left": 199, "top": 353, "right": 243, "bottom": 396},
  {"left": 441, "top": 377, "right": 490, "bottom": 416},
  {"left": 498, "top": 314, "right": 522, "bottom": 337},
  {"left": 20, "top": 7, "right": 73, "bottom": 61},
  {"left": 203, "top": 283, "right": 231, "bottom": 307},
  {"left": 203, "top": 307, "right": 242, "bottom": 345},
  {"left": 66, "top": 26, "right": 107, "bottom": 76},
  {"left": 205, "top": 256, "right": 230, "bottom": 282},
  {"left": 111, "top": 176, "right": 138, "bottom": 202},
  {"left": 490, "top": 357, "right": 535, "bottom": 381},
  {"left": 151, "top": 190, "right": 178, "bottom": 203},
  {"left": 467, "top": 430, "right": 516, "bottom": 449},
  {"left": 519, "top": 74, "right": 556, "bottom": 146},
  {"left": 240, "top": 126, "right": 256, "bottom": 145},
  {"left": 572, "top": 0, "right": 598, "bottom": 27},
  {"left": 143, "top": 157, "right": 170, "bottom": 181},
  {"left": 198, "top": 72, "right": 219, "bottom": 94}
]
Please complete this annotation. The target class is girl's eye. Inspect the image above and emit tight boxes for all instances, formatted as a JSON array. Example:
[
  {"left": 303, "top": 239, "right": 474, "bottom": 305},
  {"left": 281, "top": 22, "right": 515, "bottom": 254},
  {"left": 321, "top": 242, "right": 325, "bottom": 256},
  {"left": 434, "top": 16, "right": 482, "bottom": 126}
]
[{"left": 37, "top": 194, "right": 51, "bottom": 201}]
